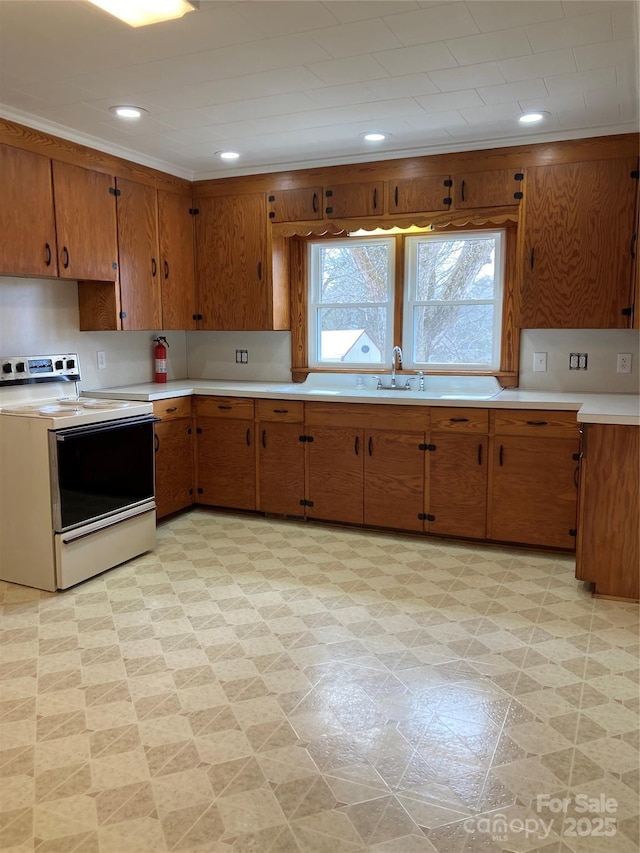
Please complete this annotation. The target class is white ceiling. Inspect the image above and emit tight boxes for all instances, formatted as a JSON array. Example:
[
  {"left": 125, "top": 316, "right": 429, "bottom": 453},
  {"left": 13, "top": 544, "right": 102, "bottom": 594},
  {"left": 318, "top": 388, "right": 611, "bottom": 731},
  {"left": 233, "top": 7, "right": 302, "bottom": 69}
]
[{"left": 0, "top": 0, "right": 638, "bottom": 180}]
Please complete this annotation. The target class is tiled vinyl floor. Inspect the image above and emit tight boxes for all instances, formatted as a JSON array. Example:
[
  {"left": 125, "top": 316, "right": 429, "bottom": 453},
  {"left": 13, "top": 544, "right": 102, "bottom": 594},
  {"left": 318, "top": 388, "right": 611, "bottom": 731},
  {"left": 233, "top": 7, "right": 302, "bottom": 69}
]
[{"left": 0, "top": 509, "right": 638, "bottom": 853}]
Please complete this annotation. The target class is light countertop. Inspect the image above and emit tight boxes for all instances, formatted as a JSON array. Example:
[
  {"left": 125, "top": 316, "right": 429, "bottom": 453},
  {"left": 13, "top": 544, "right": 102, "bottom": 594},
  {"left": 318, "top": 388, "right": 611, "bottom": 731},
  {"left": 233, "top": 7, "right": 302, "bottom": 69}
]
[{"left": 86, "top": 379, "right": 640, "bottom": 426}]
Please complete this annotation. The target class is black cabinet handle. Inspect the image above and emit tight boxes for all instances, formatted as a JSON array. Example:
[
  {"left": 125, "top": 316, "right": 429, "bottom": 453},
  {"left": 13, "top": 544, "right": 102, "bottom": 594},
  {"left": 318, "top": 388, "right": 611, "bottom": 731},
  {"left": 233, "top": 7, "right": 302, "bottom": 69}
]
[
  {"left": 460, "top": 180, "right": 466, "bottom": 202},
  {"left": 573, "top": 465, "right": 580, "bottom": 489},
  {"left": 164, "top": 260, "right": 169, "bottom": 279},
  {"left": 312, "top": 192, "right": 318, "bottom": 213},
  {"left": 499, "top": 444, "right": 503, "bottom": 466},
  {"left": 354, "top": 436, "right": 359, "bottom": 456},
  {"left": 154, "top": 434, "right": 160, "bottom": 453},
  {"left": 246, "top": 428, "right": 251, "bottom": 447},
  {"left": 166, "top": 406, "right": 177, "bottom": 413},
  {"left": 151, "top": 258, "right": 157, "bottom": 277},
  {"left": 530, "top": 247, "right": 535, "bottom": 269},
  {"left": 272, "top": 409, "right": 288, "bottom": 414},
  {"left": 477, "top": 443, "right": 482, "bottom": 465},
  {"left": 394, "top": 185, "right": 398, "bottom": 207},
  {"left": 62, "top": 246, "right": 69, "bottom": 269},
  {"left": 368, "top": 436, "right": 373, "bottom": 456},
  {"left": 45, "top": 243, "right": 52, "bottom": 267},
  {"left": 217, "top": 405, "right": 232, "bottom": 410},
  {"left": 450, "top": 417, "right": 469, "bottom": 423},
  {"left": 373, "top": 188, "right": 378, "bottom": 209},
  {"left": 526, "top": 420, "right": 548, "bottom": 426},
  {"left": 630, "top": 232, "right": 637, "bottom": 259},
  {"left": 257, "top": 261, "right": 262, "bottom": 280},
  {"left": 262, "top": 429, "right": 266, "bottom": 449}
]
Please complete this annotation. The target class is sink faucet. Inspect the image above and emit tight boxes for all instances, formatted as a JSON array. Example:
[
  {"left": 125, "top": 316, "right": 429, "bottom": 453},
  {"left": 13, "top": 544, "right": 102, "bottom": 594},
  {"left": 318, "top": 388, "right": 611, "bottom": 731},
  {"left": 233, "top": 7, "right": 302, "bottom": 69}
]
[{"left": 391, "top": 346, "right": 403, "bottom": 387}]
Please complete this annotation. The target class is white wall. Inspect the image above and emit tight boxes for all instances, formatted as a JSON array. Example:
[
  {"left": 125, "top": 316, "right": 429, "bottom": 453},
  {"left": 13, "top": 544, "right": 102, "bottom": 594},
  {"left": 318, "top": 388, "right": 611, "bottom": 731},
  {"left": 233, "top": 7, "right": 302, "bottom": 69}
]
[
  {"left": 187, "top": 330, "right": 291, "bottom": 381},
  {"left": 519, "top": 329, "right": 640, "bottom": 393},
  {"left": 0, "top": 276, "right": 188, "bottom": 402}
]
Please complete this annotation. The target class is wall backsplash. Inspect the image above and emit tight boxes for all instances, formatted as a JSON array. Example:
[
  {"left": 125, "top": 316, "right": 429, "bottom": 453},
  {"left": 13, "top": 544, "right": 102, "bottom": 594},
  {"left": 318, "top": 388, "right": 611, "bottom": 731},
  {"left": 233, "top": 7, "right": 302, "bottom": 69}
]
[
  {"left": 186, "top": 330, "right": 291, "bottom": 382},
  {"left": 0, "top": 277, "right": 187, "bottom": 402},
  {"left": 520, "top": 329, "right": 640, "bottom": 393}
]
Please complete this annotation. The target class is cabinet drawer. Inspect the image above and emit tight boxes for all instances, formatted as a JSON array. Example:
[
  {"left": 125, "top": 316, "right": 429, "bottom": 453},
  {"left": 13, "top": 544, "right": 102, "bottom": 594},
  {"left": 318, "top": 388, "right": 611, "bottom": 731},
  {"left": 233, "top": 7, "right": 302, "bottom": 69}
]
[
  {"left": 431, "top": 407, "right": 488, "bottom": 433},
  {"left": 153, "top": 397, "right": 191, "bottom": 421},
  {"left": 256, "top": 399, "right": 304, "bottom": 422},
  {"left": 194, "top": 396, "right": 254, "bottom": 419},
  {"left": 305, "top": 402, "right": 429, "bottom": 431},
  {"left": 491, "top": 409, "right": 579, "bottom": 438}
]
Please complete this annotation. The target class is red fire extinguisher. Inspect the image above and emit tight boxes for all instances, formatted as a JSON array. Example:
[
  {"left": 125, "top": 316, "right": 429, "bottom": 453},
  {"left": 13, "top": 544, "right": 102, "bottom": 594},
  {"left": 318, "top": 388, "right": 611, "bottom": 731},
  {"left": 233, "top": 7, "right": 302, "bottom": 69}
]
[{"left": 153, "top": 336, "right": 169, "bottom": 383}]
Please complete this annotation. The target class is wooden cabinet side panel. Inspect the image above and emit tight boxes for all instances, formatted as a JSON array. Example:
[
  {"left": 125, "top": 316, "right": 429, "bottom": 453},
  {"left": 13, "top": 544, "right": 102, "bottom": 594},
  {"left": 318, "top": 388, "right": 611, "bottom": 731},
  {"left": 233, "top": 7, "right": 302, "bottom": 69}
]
[
  {"left": 364, "top": 430, "right": 424, "bottom": 531},
  {"left": 489, "top": 436, "right": 579, "bottom": 549},
  {"left": 521, "top": 159, "right": 636, "bottom": 328},
  {"left": 0, "top": 144, "right": 57, "bottom": 276},
  {"left": 116, "top": 177, "right": 161, "bottom": 330},
  {"left": 52, "top": 160, "right": 118, "bottom": 281},
  {"left": 306, "top": 425, "right": 364, "bottom": 524},
  {"left": 196, "top": 417, "right": 256, "bottom": 510},
  {"left": 155, "top": 420, "right": 194, "bottom": 518},
  {"left": 158, "top": 190, "right": 196, "bottom": 330},
  {"left": 576, "top": 425, "right": 639, "bottom": 599},
  {"left": 429, "top": 434, "right": 487, "bottom": 539},
  {"left": 258, "top": 422, "right": 305, "bottom": 515}
]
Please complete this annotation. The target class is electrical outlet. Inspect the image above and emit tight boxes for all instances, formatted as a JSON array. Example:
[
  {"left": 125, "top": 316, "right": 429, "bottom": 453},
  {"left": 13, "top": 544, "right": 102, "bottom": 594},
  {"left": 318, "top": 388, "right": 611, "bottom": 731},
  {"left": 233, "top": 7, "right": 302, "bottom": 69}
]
[
  {"left": 235, "top": 349, "right": 243, "bottom": 363},
  {"left": 236, "top": 349, "right": 248, "bottom": 364},
  {"left": 97, "top": 350, "right": 106, "bottom": 370},
  {"left": 617, "top": 353, "right": 632, "bottom": 373},
  {"left": 569, "top": 352, "right": 588, "bottom": 370},
  {"left": 533, "top": 352, "right": 547, "bottom": 372}
]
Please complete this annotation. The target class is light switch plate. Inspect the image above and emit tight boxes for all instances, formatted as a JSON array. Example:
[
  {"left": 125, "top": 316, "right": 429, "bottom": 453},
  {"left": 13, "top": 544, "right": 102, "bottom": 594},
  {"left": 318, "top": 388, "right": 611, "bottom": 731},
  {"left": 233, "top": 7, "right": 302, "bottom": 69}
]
[{"left": 533, "top": 352, "right": 547, "bottom": 372}]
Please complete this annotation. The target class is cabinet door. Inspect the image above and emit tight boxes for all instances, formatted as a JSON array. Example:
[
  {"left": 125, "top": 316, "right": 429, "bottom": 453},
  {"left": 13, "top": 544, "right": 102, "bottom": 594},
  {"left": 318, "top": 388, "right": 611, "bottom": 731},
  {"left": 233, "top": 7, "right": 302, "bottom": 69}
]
[
  {"left": 0, "top": 144, "right": 57, "bottom": 277},
  {"left": 196, "top": 417, "right": 256, "bottom": 510},
  {"left": 195, "top": 193, "right": 270, "bottom": 330},
  {"left": 52, "top": 160, "right": 118, "bottom": 281},
  {"left": 389, "top": 176, "right": 451, "bottom": 215},
  {"left": 155, "top": 419, "right": 194, "bottom": 519},
  {"left": 158, "top": 190, "right": 196, "bottom": 330},
  {"left": 258, "top": 422, "right": 305, "bottom": 515},
  {"left": 324, "top": 182, "right": 384, "bottom": 218},
  {"left": 268, "top": 187, "right": 322, "bottom": 222},
  {"left": 521, "top": 159, "right": 637, "bottom": 328},
  {"left": 364, "top": 430, "right": 424, "bottom": 531},
  {"left": 489, "top": 436, "right": 578, "bottom": 549},
  {"left": 428, "top": 434, "right": 487, "bottom": 539},
  {"left": 453, "top": 169, "right": 523, "bottom": 208},
  {"left": 116, "top": 178, "right": 161, "bottom": 330},
  {"left": 306, "top": 425, "right": 363, "bottom": 524}
]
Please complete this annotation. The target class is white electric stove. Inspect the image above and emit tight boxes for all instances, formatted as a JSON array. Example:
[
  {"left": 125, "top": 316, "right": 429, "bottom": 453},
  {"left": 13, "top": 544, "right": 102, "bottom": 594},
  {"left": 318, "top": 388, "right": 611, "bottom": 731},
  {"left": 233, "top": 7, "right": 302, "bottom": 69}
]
[{"left": 0, "top": 353, "right": 157, "bottom": 591}]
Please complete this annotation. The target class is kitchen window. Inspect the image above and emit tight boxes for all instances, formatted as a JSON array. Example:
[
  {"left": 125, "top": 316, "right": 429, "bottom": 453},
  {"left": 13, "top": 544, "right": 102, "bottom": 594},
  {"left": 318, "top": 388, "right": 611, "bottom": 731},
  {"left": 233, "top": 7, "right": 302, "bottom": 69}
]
[{"left": 306, "top": 228, "right": 506, "bottom": 372}]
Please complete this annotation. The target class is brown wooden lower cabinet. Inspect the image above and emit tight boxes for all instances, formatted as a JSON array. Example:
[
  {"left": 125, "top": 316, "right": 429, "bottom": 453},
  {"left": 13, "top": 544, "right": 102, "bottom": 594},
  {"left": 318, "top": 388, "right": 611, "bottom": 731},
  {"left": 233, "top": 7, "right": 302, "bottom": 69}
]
[
  {"left": 306, "top": 425, "right": 364, "bottom": 525},
  {"left": 428, "top": 434, "right": 488, "bottom": 539},
  {"left": 364, "top": 429, "right": 424, "bottom": 531},
  {"left": 576, "top": 424, "right": 639, "bottom": 600},
  {"left": 196, "top": 417, "right": 256, "bottom": 510},
  {"left": 258, "top": 421, "right": 305, "bottom": 516},
  {"left": 154, "top": 419, "right": 194, "bottom": 518}
]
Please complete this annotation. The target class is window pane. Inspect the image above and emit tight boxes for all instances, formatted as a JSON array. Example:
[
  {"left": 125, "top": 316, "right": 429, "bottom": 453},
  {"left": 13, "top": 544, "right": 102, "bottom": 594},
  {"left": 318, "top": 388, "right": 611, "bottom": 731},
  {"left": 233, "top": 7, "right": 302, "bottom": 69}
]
[
  {"left": 318, "top": 307, "right": 386, "bottom": 363},
  {"left": 413, "top": 304, "right": 495, "bottom": 364},
  {"left": 319, "top": 243, "right": 390, "bottom": 304},
  {"left": 415, "top": 237, "right": 496, "bottom": 301}
]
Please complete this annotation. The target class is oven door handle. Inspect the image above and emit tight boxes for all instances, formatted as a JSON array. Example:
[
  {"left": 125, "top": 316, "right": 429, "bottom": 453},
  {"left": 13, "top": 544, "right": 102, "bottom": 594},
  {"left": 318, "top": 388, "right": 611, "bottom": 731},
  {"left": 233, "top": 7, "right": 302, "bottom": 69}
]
[
  {"left": 61, "top": 505, "right": 155, "bottom": 544},
  {"left": 55, "top": 414, "right": 160, "bottom": 440}
]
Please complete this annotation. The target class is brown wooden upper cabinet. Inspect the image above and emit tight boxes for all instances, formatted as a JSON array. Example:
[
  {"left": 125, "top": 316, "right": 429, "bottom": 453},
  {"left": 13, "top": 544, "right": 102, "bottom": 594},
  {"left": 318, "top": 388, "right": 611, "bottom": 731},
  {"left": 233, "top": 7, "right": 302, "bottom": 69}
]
[
  {"left": 157, "top": 190, "right": 197, "bottom": 330},
  {"left": 115, "top": 177, "right": 162, "bottom": 330},
  {"left": 389, "top": 175, "right": 452, "bottom": 215},
  {"left": 452, "top": 168, "right": 523, "bottom": 209},
  {"left": 194, "top": 192, "right": 289, "bottom": 331},
  {"left": 52, "top": 160, "right": 118, "bottom": 281},
  {"left": 520, "top": 158, "right": 638, "bottom": 328},
  {"left": 324, "top": 181, "right": 384, "bottom": 218},
  {"left": 0, "top": 144, "right": 58, "bottom": 277},
  {"left": 267, "top": 187, "right": 322, "bottom": 222}
]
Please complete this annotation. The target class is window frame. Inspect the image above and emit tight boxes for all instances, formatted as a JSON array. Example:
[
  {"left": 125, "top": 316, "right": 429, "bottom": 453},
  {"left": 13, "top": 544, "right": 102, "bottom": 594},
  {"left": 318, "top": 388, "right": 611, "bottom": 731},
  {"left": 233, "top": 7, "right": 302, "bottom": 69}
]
[{"left": 402, "top": 229, "right": 505, "bottom": 371}]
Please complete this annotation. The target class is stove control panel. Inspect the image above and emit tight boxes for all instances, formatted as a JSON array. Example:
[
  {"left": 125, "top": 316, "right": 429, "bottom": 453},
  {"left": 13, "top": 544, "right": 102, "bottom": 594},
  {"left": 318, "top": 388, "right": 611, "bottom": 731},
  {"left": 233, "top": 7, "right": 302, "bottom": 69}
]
[{"left": 0, "top": 354, "right": 81, "bottom": 387}]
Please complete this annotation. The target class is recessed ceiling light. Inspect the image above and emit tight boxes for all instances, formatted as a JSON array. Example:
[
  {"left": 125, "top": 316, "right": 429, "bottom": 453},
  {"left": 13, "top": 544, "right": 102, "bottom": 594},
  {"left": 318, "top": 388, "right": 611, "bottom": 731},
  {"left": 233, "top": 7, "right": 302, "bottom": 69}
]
[
  {"left": 363, "top": 133, "right": 389, "bottom": 142},
  {"left": 88, "top": 0, "right": 196, "bottom": 28},
  {"left": 218, "top": 151, "right": 240, "bottom": 161},
  {"left": 519, "top": 112, "right": 548, "bottom": 124},
  {"left": 110, "top": 105, "right": 146, "bottom": 119}
]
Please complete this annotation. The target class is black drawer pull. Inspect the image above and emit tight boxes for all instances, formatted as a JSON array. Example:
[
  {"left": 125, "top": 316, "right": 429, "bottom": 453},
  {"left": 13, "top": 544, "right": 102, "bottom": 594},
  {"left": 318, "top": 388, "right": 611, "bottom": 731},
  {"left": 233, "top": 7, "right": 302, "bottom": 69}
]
[
  {"left": 499, "top": 444, "right": 503, "bottom": 466},
  {"left": 246, "top": 428, "right": 251, "bottom": 447},
  {"left": 312, "top": 192, "right": 318, "bottom": 213},
  {"left": 262, "top": 429, "right": 266, "bottom": 449},
  {"left": 62, "top": 246, "right": 69, "bottom": 269},
  {"left": 257, "top": 261, "right": 262, "bottom": 280},
  {"left": 460, "top": 179, "right": 466, "bottom": 202},
  {"left": 164, "top": 260, "right": 169, "bottom": 279},
  {"left": 530, "top": 247, "right": 535, "bottom": 269},
  {"left": 217, "top": 405, "right": 232, "bottom": 410},
  {"left": 151, "top": 257, "right": 157, "bottom": 277},
  {"left": 450, "top": 417, "right": 469, "bottom": 423},
  {"left": 45, "top": 243, "right": 52, "bottom": 266},
  {"left": 477, "top": 443, "right": 482, "bottom": 465},
  {"left": 354, "top": 436, "right": 359, "bottom": 456},
  {"left": 165, "top": 406, "right": 177, "bottom": 413},
  {"left": 394, "top": 185, "right": 398, "bottom": 207},
  {"left": 526, "top": 420, "right": 548, "bottom": 426},
  {"left": 368, "top": 436, "right": 373, "bottom": 456},
  {"left": 373, "top": 187, "right": 378, "bottom": 209},
  {"left": 273, "top": 409, "right": 288, "bottom": 414}
]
